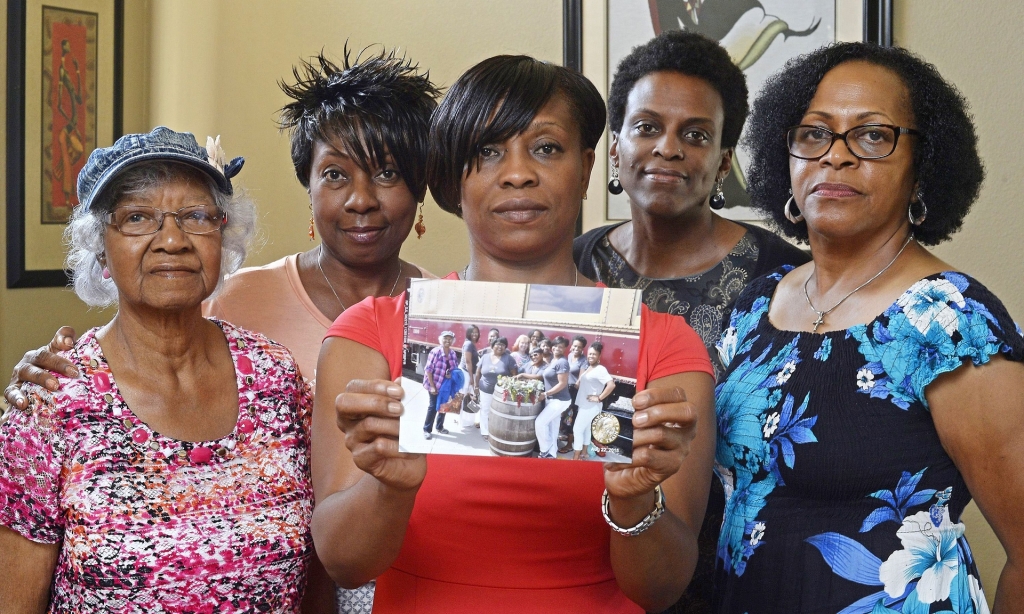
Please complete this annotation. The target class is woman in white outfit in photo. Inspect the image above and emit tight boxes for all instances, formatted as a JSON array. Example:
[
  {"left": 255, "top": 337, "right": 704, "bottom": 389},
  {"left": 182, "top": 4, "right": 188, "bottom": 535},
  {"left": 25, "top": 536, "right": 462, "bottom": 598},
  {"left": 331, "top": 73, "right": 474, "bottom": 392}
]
[
  {"left": 573, "top": 342, "right": 616, "bottom": 461},
  {"left": 519, "top": 336, "right": 571, "bottom": 458}
]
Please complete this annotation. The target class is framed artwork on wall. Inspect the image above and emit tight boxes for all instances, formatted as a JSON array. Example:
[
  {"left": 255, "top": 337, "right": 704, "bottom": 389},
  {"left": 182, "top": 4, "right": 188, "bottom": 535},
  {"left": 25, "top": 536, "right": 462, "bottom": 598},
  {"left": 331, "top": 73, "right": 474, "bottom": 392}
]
[
  {"left": 6, "top": 0, "right": 123, "bottom": 288},
  {"left": 567, "top": 0, "right": 893, "bottom": 226}
]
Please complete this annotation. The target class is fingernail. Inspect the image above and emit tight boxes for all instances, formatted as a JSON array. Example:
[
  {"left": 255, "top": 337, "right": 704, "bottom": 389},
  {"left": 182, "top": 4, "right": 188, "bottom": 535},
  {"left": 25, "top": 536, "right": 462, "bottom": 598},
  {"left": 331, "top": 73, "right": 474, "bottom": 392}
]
[
  {"left": 388, "top": 402, "right": 402, "bottom": 415},
  {"left": 65, "top": 366, "right": 78, "bottom": 377},
  {"left": 46, "top": 379, "right": 59, "bottom": 391},
  {"left": 387, "top": 386, "right": 402, "bottom": 397},
  {"left": 634, "top": 411, "right": 648, "bottom": 426}
]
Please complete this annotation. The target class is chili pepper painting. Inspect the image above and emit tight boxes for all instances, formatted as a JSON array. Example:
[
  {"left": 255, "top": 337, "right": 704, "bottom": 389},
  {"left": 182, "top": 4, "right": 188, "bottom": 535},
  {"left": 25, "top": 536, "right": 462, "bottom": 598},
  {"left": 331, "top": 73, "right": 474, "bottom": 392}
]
[{"left": 41, "top": 8, "right": 98, "bottom": 223}]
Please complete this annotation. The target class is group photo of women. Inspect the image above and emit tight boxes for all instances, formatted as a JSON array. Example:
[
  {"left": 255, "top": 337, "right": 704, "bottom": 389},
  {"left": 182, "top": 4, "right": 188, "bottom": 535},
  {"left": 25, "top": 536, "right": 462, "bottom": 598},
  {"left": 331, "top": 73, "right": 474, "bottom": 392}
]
[{"left": 1, "top": 6, "right": 1022, "bottom": 614}]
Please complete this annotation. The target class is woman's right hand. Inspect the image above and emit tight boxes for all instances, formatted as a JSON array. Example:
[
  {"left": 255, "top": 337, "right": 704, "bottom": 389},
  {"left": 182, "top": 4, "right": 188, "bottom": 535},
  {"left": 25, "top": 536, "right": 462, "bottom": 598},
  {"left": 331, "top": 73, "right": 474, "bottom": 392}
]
[
  {"left": 334, "top": 378, "right": 426, "bottom": 492},
  {"left": 5, "top": 326, "right": 79, "bottom": 410}
]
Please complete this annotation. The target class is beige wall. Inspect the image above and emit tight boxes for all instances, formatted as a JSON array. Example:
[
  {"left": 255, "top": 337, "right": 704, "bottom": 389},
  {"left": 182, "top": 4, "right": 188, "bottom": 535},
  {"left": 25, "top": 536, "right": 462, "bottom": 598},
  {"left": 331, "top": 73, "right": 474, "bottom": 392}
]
[
  {"left": 894, "top": 2, "right": 1024, "bottom": 602},
  {"left": 0, "top": 0, "right": 1020, "bottom": 605}
]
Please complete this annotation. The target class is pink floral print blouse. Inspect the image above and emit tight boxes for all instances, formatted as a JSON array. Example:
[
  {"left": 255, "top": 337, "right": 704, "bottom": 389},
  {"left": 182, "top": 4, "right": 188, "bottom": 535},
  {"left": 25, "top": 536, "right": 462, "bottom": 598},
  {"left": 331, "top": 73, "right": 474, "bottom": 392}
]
[{"left": 0, "top": 321, "right": 313, "bottom": 612}]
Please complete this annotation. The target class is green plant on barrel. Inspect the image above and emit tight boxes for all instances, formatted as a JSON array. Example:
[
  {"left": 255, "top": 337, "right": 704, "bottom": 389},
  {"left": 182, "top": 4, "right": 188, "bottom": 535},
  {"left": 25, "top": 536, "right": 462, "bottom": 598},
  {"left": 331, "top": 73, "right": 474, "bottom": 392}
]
[{"left": 496, "top": 376, "right": 544, "bottom": 406}]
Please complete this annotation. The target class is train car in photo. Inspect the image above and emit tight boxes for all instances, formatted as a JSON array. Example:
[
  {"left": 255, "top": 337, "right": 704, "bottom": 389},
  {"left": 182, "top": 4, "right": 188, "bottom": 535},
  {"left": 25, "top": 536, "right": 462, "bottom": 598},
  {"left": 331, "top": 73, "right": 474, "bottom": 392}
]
[{"left": 403, "top": 279, "right": 642, "bottom": 386}]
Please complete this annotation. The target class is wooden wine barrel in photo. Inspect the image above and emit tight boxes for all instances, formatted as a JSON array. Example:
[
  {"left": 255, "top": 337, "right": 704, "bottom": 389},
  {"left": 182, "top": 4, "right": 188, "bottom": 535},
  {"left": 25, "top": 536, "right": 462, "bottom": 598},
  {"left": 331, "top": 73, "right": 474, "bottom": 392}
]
[{"left": 488, "top": 395, "right": 544, "bottom": 457}]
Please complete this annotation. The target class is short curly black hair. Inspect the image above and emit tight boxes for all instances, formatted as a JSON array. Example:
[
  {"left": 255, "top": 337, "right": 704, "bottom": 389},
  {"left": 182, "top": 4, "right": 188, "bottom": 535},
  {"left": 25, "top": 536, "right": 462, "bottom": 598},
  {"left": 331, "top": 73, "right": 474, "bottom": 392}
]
[
  {"left": 744, "top": 42, "right": 984, "bottom": 246},
  {"left": 607, "top": 31, "right": 748, "bottom": 148},
  {"left": 427, "top": 55, "right": 606, "bottom": 215},
  {"left": 278, "top": 46, "right": 440, "bottom": 201}
]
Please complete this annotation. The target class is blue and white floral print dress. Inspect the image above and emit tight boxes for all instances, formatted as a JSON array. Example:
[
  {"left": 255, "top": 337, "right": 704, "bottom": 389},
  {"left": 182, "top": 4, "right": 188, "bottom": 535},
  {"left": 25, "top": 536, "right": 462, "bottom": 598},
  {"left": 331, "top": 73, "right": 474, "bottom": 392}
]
[{"left": 712, "top": 268, "right": 1023, "bottom": 614}]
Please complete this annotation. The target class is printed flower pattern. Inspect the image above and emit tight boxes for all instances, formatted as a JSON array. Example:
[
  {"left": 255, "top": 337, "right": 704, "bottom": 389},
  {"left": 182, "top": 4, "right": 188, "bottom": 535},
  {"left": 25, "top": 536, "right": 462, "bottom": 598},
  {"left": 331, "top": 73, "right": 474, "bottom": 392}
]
[
  {"left": 850, "top": 273, "right": 1011, "bottom": 410},
  {"left": 0, "top": 322, "right": 313, "bottom": 612},
  {"left": 715, "top": 276, "right": 816, "bottom": 576},
  {"left": 713, "top": 269, "right": 1021, "bottom": 613},
  {"left": 858, "top": 368, "right": 876, "bottom": 390},
  {"left": 814, "top": 337, "right": 832, "bottom": 361},
  {"left": 879, "top": 509, "right": 964, "bottom": 604},
  {"left": 775, "top": 360, "right": 797, "bottom": 384}
]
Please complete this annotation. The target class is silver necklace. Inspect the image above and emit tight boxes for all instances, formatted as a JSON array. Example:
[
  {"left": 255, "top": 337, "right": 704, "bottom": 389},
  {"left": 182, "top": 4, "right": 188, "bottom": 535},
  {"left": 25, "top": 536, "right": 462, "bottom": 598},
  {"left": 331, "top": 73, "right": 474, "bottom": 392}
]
[
  {"left": 803, "top": 234, "right": 913, "bottom": 333},
  {"left": 317, "top": 245, "right": 403, "bottom": 312},
  {"left": 461, "top": 265, "right": 579, "bottom": 286}
]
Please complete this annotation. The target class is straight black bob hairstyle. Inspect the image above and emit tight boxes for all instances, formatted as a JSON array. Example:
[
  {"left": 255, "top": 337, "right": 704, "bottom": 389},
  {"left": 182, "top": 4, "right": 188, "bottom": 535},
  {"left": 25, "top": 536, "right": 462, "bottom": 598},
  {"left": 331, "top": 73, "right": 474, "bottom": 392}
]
[
  {"left": 744, "top": 42, "right": 984, "bottom": 246},
  {"left": 427, "top": 55, "right": 606, "bottom": 215},
  {"left": 608, "top": 30, "right": 748, "bottom": 149},
  {"left": 278, "top": 46, "right": 441, "bottom": 201}
]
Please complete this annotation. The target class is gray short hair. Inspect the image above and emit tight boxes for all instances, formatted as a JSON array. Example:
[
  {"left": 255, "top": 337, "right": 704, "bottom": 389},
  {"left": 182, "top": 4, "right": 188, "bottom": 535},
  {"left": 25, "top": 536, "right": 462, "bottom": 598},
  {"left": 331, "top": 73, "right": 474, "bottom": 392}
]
[{"left": 65, "top": 161, "right": 257, "bottom": 307}]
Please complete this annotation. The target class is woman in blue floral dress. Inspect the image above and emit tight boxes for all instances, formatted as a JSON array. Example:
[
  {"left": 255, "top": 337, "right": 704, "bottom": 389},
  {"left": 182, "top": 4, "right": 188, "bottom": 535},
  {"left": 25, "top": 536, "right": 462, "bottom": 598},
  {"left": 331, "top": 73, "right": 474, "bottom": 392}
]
[{"left": 713, "top": 44, "right": 1024, "bottom": 613}]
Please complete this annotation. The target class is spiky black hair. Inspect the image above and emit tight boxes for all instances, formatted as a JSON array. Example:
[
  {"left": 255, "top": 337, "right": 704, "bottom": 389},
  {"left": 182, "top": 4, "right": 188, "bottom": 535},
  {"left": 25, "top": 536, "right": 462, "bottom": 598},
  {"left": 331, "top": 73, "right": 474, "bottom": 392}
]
[{"left": 278, "top": 45, "right": 441, "bottom": 200}]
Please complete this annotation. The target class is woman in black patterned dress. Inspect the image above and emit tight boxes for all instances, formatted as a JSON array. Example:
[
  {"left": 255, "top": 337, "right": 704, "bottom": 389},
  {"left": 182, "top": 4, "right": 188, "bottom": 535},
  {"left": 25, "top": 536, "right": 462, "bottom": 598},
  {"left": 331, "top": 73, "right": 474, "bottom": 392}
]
[
  {"left": 713, "top": 42, "right": 1024, "bottom": 613},
  {"left": 574, "top": 31, "right": 807, "bottom": 613}
]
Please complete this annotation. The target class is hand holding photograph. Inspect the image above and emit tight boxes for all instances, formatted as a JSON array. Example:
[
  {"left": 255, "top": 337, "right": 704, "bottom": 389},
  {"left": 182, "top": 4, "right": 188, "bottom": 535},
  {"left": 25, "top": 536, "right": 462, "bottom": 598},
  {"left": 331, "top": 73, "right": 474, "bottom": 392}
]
[{"left": 400, "top": 279, "right": 643, "bottom": 462}]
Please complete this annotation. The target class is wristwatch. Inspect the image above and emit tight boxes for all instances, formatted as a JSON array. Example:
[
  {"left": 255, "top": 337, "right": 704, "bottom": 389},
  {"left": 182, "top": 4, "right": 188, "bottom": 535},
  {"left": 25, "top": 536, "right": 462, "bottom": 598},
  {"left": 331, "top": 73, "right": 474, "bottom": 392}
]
[{"left": 602, "top": 485, "right": 666, "bottom": 537}]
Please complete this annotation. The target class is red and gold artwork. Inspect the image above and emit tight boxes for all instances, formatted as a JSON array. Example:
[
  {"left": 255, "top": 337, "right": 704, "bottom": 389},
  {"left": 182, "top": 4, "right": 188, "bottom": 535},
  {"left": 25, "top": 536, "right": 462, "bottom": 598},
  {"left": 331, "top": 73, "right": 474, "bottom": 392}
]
[{"left": 41, "top": 8, "right": 97, "bottom": 223}]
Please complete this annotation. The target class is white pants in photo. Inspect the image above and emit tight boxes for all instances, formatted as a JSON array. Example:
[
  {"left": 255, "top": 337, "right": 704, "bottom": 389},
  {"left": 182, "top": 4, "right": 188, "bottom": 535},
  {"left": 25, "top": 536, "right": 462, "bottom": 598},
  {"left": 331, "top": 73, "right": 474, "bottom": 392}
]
[
  {"left": 535, "top": 398, "right": 570, "bottom": 457},
  {"left": 573, "top": 405, "right": 603, "bottom": 452},
  {"left": 479, "top": 391, "right": 493, "bottom": 436}
]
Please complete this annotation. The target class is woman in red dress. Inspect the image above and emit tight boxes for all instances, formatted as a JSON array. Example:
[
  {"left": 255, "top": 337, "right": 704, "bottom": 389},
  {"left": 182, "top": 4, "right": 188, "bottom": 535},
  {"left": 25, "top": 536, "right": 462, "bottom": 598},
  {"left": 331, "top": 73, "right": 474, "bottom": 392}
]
[{"left": 311, "top": 55, "right": 717, "bottom": 613}]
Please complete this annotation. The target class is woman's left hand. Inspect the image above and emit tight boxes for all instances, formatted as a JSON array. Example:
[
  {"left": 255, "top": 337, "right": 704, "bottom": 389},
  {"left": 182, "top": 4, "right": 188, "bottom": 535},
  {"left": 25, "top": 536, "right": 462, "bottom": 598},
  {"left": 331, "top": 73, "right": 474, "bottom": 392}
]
[{"left": 604, "top": 385, "right": 698, "bottom": 500}]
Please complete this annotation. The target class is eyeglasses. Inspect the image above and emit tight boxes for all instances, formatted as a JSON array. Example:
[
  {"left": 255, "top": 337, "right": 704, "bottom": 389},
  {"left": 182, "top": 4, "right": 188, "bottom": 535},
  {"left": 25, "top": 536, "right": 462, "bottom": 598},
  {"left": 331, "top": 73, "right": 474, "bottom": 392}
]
[
  {"left": 786, "top": 124, "right": 920, "bottom": 160},
  {"left": 106, "top": 205, "right": 227, "bottom": 236}
]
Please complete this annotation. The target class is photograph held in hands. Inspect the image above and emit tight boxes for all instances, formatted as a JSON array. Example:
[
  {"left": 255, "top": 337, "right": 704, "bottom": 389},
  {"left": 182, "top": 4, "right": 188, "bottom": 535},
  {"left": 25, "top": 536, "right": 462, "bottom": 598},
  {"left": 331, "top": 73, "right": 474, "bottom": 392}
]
[{"left": 400, "top": 278, "right": 641, "bottom": 462}]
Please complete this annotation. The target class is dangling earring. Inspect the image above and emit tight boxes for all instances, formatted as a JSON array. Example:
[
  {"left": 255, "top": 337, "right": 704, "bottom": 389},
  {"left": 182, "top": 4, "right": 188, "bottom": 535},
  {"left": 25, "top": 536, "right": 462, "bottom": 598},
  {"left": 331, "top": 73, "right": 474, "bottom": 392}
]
[
  {"left": 98, "top": 254, "right": 110, "bottom": 279},
  {"left": 784, "top": 190, "right": 804, "bottom": 224},
  {"left": 607, "top": 165, "right": 623, "bottom": 195},
  {"left": 415, "top": 203, "right": 426, "bottom": 239},
  {"left": 909, "top": 191, "right": 927, "bottom": 226},
  {"left": 710, "top": 179, "right": 726, "bottom": 210},
  {"left": 308, "top": 203, "right": 315, "bottom": 241}
]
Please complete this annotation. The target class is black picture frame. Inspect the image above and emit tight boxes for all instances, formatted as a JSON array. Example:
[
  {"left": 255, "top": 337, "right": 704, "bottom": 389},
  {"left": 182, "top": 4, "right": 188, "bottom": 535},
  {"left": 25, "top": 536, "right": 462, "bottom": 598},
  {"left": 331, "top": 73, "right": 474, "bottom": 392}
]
[
  {"left": 863, "top": 0, "right": 894, "bottom": 46},
  {"left": 563, "top": 0, "right": 583, "bottom": 236},
  {"left": 6, "top": 0, "right": 124, "bottom": 288}
]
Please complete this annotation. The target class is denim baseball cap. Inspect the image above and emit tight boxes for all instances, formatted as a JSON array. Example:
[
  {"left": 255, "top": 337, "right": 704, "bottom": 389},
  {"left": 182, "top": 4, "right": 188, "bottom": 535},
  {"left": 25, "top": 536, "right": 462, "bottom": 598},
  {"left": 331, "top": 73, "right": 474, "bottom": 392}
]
[{"left": 76, "top": 126, "right": 245, "bottom": 212}]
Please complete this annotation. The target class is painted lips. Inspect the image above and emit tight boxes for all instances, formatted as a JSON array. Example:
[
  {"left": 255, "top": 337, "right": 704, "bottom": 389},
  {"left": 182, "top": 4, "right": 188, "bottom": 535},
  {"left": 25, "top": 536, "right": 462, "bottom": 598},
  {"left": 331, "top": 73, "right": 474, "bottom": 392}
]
[
  {"left": 643, "top": 167, "right": 686, "bottom": 182},
  {"left": 812, "top": 183, "right": 861, "bottom": 198},
  {"left": 493, "top": 200, "right": 546, "bottom": 223},
  {"left": 342, "top": 227, "right": 386, "bottom": 243}
]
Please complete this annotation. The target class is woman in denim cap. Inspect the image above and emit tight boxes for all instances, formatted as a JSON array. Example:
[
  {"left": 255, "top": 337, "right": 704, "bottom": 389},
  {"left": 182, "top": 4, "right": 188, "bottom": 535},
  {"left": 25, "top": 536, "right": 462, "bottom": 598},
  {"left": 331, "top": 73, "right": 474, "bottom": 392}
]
[
  {"left": 7, "top": 48, "right": 440, "bottom": 611},
  {"left": 0, "top": 128, "right": 327, "bottom": 611}
]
